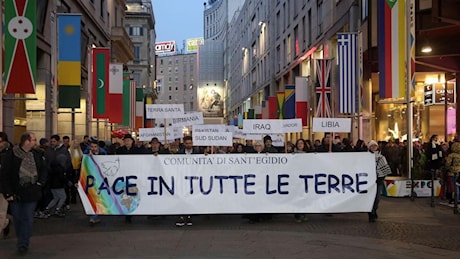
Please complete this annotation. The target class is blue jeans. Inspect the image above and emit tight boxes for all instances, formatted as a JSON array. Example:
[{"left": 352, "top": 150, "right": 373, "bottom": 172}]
[{"left": 9, "top": 201, "right": 37, "bottom": 249}]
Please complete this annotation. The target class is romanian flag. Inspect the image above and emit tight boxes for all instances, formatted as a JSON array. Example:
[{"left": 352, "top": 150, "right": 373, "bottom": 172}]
[
  {"left": 378, "top": 0, "right": 407, "bottom": 99},
  {"left": 4, "top": 0, "right": 36, "bottom": 94},
  {"left": 92, "top": 48, "right": 110, "bottom": 118},
  {"left": 284, "top": 85, "right": 295, "bottom": 119},
  {"left": 57, "top": 14, "right": 81, "bottom": 108}
]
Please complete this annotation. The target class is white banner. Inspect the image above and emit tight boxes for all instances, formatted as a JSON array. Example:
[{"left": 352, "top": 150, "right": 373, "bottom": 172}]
[
  {"left": 169, "top": 112, "right": 204, "bottom": 127},
  {"left": 138, "top": 127, "right": 183, "bottom": 142},
  {"left": 146, "top": 104, "right": 185, "bottom": 119},
  {"left": 312, "top": 117, "right": 352, "bottom": 133},
  {"left": 78, "top": 153, "right": 376, "bottom": 215}
]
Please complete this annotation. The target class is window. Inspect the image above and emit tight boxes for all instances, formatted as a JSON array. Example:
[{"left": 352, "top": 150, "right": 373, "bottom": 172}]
[
  {"left": 169, "top": 96, "right": 172, "bottom": 100},
  {"left": 133, "top": 46, "right": 140, "bottom": 60},
  {"left": 317, "top": 0, "right": 323, "bottom": 35},
  {"left": 129, "top": 26, "right": 143, "bottom": 36},
  {"left": 362, "top": 0, "right": 369, "bottom": 21},
  {"left": 100, "top": 0, "right": 105, "bottom": 18}
]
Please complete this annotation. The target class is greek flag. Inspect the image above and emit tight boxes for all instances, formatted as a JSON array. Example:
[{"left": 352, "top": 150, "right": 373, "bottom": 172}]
[{"left": 338, "top": 33, "right": 358, "bottom": 114}]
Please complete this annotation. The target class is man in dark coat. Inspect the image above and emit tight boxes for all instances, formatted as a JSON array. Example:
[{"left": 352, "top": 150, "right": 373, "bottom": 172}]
[{"left": 0, "top": 132, "right": 47, "bottom": 255}]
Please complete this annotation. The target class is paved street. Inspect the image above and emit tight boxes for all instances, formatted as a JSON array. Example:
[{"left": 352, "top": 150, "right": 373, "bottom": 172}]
[{"left": 1, "top": 196, "right": 459, "bottom": 258}]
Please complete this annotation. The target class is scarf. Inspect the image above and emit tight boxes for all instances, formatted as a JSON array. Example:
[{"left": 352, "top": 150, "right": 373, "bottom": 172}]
[{"left": 13, "top": 146, "right": 38, "bottom": 185}]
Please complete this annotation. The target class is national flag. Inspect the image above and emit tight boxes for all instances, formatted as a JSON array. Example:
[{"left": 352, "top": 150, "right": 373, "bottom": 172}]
[
  {"left": 135, "top": 85, "right": 144, "bottom": 129},
  {"left": 92, "top": 47, "right": 110, "bottom": 118},
  {"left": 107, "top": 63, "right": 123, "bottom": 123},
  {"left": 57, "top": 14, "right": 81, "bottom": 108},
  {"left": 276, "top": 92, "right": 285, "bottom": 119},
  {"left": 129, "top": 79, "right": 136, "bottom": 129},
  {"left": 237, "top": 113, "right": 243, "bottom": 129},
  {"left": 295, "top": 77, "right": 309, "bottom": 126},
  {"left": 378, "top": 0, "right": 406, "bottom": 99},
  {"left": 247, "top": 108, "right": 255, "bottom": 119},
  {"left": 315, "top": 59, "right": 332, "bottom": 118},
  {"left": 4, "top": 0, "right": 36, "bottom": 94},
  {"left": 268, "top": 96, "right": 277, "bottom": 119},
  {"left": 284, "top": 85, "right": 295, "bottom": 119},
  {"left": 337, "top": 32, "right": 358, "bottom": 114},
  {"left": 296, "top": 102, "right": 308, "bottom": 126},
  {"left": 120, "top": 72, "right": 131, "bottom": 126}
]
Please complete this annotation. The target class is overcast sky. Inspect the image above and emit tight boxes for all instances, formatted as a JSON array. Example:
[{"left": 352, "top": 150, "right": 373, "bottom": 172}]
[{"left": 151, "top": 0, "right": 204, "bottom": 51}]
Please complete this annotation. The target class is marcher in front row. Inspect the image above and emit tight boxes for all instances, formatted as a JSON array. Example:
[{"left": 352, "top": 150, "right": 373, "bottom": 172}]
[
  {"left": 175, "top": 136, "right": 200, "bottom": 227},
  {"left": 368, "top": 140, "right": 391, "bottom": 222}
]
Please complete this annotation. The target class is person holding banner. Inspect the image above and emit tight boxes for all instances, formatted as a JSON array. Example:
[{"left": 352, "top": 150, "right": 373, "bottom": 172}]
[
  {"left": 262, "top": 135, "right": 278, "bottom": 153},
  {"left": 175, "top": 136, "right": 200, "bottom": 227},
  {"left": 293, "top": 138, "right": 309, "bottom": 223},
  {"left": 368, "top": 140, "right": 392, "bottom": 223},
  {"left": 147, "top": 138, "right": 170, "bottom": 155},
  {"left": 116, "top": 134, "right": 146, "bottom": 224},
  {"left": 86, "top": 139, "right": 107, "bottom": 225}
]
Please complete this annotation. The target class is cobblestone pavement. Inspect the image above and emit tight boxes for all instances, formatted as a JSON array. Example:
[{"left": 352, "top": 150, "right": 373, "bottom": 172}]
[{"left": 0, "top": 196, "right": 459, "bottom": 258}]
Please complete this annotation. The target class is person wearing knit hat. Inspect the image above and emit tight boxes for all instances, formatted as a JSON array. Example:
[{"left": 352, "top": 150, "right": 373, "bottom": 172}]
[
  {"left": 368, "top": 139, "right": 391, "bottom": 223},
  {"left": 368, "top": 140, "right": 378, "bottom": 149}
]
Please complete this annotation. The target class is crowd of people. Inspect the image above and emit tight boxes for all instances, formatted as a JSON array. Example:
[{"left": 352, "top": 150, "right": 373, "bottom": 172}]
[{"left": 0, "top": 130, "right": 459, "bottom": 255}]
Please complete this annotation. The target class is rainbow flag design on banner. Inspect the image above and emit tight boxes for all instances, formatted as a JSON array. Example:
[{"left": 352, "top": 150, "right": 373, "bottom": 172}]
[{"left": 79, "top": 155, "right": 125, "bottom": 215}]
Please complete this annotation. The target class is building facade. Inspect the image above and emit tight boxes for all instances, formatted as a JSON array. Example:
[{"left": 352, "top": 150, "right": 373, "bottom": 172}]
[
  {"left": 155, "top": 53, "right": 198, "bottom": 115},
  {"left": 221, "top": 0, "right": 460, "bottom": 143},
  {"left": 126, "top": 0, "right": 156, "bottom": 129}
]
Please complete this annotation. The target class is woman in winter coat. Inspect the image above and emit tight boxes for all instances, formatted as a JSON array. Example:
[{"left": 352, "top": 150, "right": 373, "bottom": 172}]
[
  {"left": 368, "top": 140, "right": 392, "bottom": 223},
  {"left": 444, "top": 142, "right": 460, "bottom": 204}
]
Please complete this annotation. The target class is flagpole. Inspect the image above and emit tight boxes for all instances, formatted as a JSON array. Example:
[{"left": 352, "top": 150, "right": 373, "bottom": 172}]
[
  {"left": 51, "top": 6, "right": 58, "bottom": 134},
  {"left": 406, "top": 0, "right": 415, "bottom": 200}
]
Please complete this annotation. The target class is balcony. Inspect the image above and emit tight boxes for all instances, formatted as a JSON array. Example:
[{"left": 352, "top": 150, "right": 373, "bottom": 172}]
[{"left": 111, "top": 27, "right": 135, "bottom": 63}]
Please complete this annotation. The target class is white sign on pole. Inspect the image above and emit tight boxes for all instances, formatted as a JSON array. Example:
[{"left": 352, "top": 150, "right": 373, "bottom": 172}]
[
  {"left": 312, "top": 118, "right": 352, "bottom": 133},
  {"left": 282, "top": 118, "right": 303, "bottom": 133},
  {"left": 170, "top": 112, "right": 204, "bottom": 127},
  {"left": 146, "top": 104, "right": 185, "bottom": 119},
  {"left": 192, "top": 125, "right": 233, "bottom": 146},
  {"left": 193, "top": 131, "right": 233, "bottom": 147},
  {"left": 243, "top": 119, "right": 283, "bottom": 134},
  {"left": 138, "top": 127, "right": 183, "bottom": 142}
]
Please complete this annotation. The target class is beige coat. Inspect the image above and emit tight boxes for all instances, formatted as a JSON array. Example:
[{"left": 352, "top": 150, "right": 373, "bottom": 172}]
[{"left": 445, "top": 142, "right": 460, "bottom": 177}]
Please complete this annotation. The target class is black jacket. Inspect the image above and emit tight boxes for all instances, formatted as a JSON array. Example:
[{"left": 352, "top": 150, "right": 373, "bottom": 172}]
[{"left": 0, "top": 147, "right": 47, "bottom": 200}]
